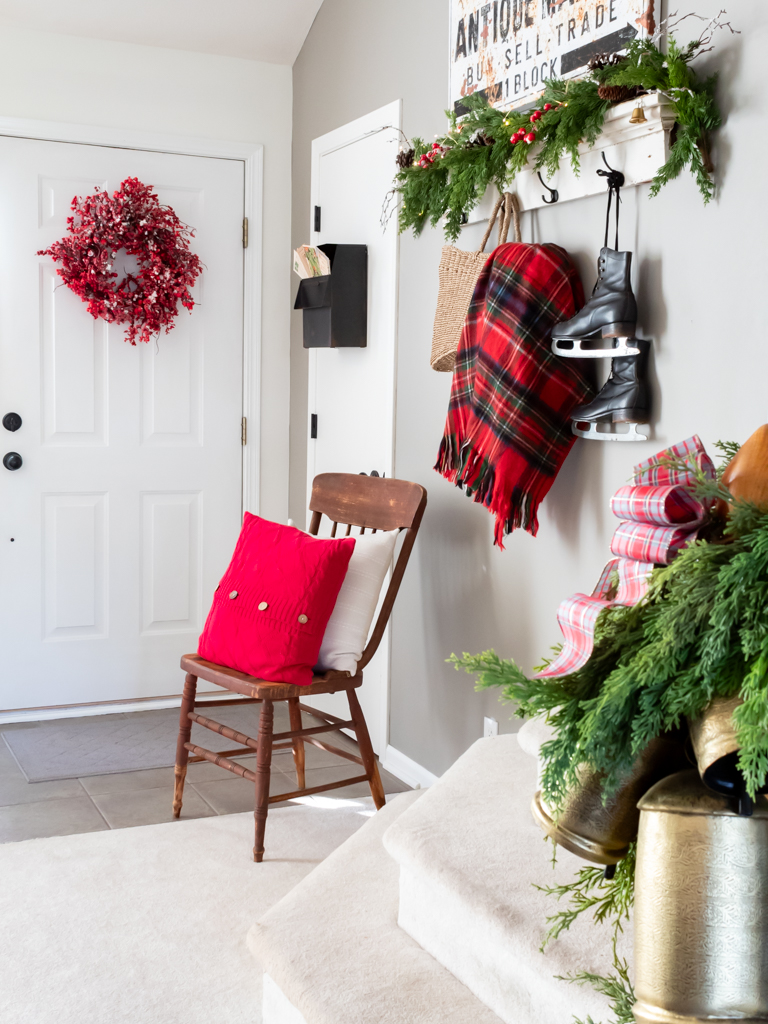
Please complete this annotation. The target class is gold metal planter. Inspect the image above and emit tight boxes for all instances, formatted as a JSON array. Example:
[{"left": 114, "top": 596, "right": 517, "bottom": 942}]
[
  {"left": 634, "top": 769, "right": 768, "bottom": 1024},
  {"left": 531, "top": 733, "right": 688, "bottom": 866}
]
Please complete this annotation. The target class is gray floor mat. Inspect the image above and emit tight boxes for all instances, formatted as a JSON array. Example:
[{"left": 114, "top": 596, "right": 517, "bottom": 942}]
[{"left": 2, "top": 703, "right": 282, "bottom": 782}]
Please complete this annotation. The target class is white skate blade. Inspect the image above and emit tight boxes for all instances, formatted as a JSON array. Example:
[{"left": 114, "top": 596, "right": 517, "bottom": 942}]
[
  {"left": 552, "top": 336, "right": 641, "bottom": 358},
  {"left": 571, "top": 420, "right": 649, "bottom": 442}
]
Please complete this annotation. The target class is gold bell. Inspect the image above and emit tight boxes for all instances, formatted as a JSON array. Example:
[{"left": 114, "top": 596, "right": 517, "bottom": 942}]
[
  {"left": 629, "top": 105, "right": 647, "bottom": 125},
  {"left": 689, "top": 694, "right": 767, "bottom": 813},
  {"left": 634, "top": 770, "right": 768, "bottom": 1024},
  {"left": 531, "top": 733, "right": 688, "bottom": 866}
]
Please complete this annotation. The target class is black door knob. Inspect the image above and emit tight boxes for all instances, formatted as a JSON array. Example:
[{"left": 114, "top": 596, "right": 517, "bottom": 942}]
[
  {"left": 2, "top": 413, "right": 21, "bottom": 432},
  {"left": 3, "top": 452, "right": 22, "bottom": 470}
]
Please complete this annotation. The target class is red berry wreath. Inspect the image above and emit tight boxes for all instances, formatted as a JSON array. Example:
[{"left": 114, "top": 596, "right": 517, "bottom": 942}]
[{"left": 38, "top": 177, "right": 203, "bottom": 346}]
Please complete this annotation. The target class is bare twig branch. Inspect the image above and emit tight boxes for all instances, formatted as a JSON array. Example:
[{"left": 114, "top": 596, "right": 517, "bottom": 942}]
[
  {"left": 380, "top": 187, "right": 398, "bottom": 233},
  {"left": 653, "top": 8, "right": 739, "bottom": 50}
]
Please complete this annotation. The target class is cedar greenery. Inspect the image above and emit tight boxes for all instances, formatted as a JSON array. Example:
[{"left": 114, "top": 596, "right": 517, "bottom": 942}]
[
  {"left": 396, "top": 34, "right": 723, "bottom": 241},
  {"left": 450, "top": 463, "right": 768, "bottom": 806},
  {"left": 537, "top": 846, "right": 637, "bottom": 1023},
  {"left": 452, "top": 446, "right": 768, "bottom": 1024},
  {"left": 537, "top": 845, "right": 635, "bottom": 953}
]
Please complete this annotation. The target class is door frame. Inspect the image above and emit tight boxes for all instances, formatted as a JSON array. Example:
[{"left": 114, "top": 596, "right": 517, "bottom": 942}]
[
  {"left": 0, "top": 117, "right": 262, "bottom": 725},
  {"left": 306, "top": 98, "right": 402, "bottom": 497},
  {"left": 0, "top": 115, "right": 263, "bottom": 518},
  {"left": 305, "top": 100, "right": 402, "bottom": 757}
]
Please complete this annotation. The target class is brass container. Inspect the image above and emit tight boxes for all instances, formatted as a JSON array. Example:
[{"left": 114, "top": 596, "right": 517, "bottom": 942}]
[
  {"left": 532, "top": 733, "right": 688, "bottom": 865},
  {"left": 689, "top": 694, "right": 744, "bottom": 797},
  {"left": 634, "top": 770, "right": 768, "bottom": 1024}
]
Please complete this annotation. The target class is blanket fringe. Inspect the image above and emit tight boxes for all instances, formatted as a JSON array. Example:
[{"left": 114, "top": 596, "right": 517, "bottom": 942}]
[{"left": 435, "top": 436, "right": 551, "bottom": 549}]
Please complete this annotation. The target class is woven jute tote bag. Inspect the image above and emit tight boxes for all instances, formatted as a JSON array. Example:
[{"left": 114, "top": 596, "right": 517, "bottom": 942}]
[{"left": 430, "top": 192, "right": 522, "bottom": 372}]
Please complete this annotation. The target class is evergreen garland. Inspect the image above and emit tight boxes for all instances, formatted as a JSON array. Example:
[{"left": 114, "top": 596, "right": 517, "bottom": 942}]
[
  {"left": 452, "top": 445, "right": 768, "bottom": 1024},
  {"left": 451, "top": 470, "right": 768, "bottom": 806},
  {"left": 396, "top": 34, "right": 723, "bottom": 241}
]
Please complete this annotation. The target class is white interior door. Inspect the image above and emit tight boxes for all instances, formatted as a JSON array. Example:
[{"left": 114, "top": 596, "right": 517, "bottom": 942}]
[
  {"left": 0, "top": 136, "right": 245, "bottom": 712},
  {"left": 305, "top": 101, "right": 401, "bottom": 755}
]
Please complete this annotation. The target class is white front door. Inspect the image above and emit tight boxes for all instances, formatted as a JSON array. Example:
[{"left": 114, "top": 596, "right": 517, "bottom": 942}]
[
  {"left": 0, "top": 137, "right": 245, "bottom": 712},
  {"left": 305, "top": 102, "right": 401, "bottom": 755}
]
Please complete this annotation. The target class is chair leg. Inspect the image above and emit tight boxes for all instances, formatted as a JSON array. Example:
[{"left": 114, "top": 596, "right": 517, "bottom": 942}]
[
  {"left": 288, "top": 697, "right": 306, "bottom": 790},
  {"left": 173, "top": 673, "right": 197, "bottom": 818},
  {"left": 253, "top": 699, "right": 274, "bottom": 863},
  {"left": 347, "top": 687, "right": 386, "bottom": 810}
]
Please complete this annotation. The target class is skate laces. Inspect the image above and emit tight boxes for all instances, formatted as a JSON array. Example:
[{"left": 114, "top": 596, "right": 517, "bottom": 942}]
[{"left": 597, "top": 153, "right": 624, "bottom": 250}]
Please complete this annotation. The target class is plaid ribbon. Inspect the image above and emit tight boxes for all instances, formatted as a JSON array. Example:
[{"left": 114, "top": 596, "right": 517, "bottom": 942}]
[
  {"left": 633, "top": 434, "right": 715, "bottom": 486},
  {"left": 536, "top": 436, "right": 713, "bottom": 679},
  {"left": 610, "top": 484, "right": 705, "bottom": 526},
  {"left": 616, "top": 557, "right": 655, "bottom": 605},
  {"left": 610, "top": 521, "right": 695, "bottom": 563}
]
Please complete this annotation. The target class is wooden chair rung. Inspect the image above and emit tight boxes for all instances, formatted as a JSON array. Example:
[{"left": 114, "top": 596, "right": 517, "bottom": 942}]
[
  {"left": 303, "top": 736, "right": 364, "bottom": 766},
  {"left": 297, "top": 702, "right": 352, "bottom": 730},
  {"left": 188, "top": 711, "right": 260, "bottom": 752},
  {"left": 188, "top": 746, "right": 256, "bottom": 762},
  {"left": 184, "top": 742, "right": 257, "bottom": 782},
  {"left": 268, "top": 773, "right": 370, "bottom": 804},
  {"left": 272, "top": 720, "right": 353, "bottom": 743}
]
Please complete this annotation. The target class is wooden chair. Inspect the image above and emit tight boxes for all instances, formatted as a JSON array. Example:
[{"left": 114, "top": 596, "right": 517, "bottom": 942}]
[{"left": 173, "top": 472, "right": 427, "bottom": 861}]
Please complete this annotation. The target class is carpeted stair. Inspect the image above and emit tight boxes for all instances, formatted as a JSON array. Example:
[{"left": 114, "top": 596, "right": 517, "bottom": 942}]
[
  {"left": 384, "top": 736, "right": 631, "bottom": 1023},
  {"left": 249, "top": 735, "right": 628, "bottom": 1023},
  {"left": 248, "top": 791, "right": 505, "bottom": 1024}
]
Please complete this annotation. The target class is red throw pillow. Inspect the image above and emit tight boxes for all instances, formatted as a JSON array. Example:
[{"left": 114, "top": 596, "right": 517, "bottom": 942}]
[{"left": 198, "top": 513, "right": 355, "bottom": 687}]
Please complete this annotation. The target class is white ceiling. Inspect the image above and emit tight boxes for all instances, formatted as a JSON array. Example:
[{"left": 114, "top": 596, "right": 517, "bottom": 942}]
[{"left": 0, "top": 0, "right": 325, "bottom": 65}]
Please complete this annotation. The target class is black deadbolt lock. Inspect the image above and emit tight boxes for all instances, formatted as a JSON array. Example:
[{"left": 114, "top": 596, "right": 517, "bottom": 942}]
[
  {"left": 3, "top": 413, "right": 21, "bottom": 432},
  {"left": 3, "top": 452, "right": 22, "bottom": 471}
]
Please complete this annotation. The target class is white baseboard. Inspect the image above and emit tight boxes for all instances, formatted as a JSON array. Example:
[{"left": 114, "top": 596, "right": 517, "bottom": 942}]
[
  {"left": 0, "top": 691, "right": 239, "bottom": 726},
  {"left": 381, "top": 744, "right": 439, "bottom": 790}
]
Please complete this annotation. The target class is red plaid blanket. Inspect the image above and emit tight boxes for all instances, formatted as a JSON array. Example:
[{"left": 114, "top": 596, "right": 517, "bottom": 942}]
[{"left": 435, "top": 243, "right": 592, "bottom": 547}]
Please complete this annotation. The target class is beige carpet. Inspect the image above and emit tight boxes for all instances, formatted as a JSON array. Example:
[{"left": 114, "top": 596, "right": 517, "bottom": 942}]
[{"left": 0, "top": 796, "right": 376, "bottom": 1024}]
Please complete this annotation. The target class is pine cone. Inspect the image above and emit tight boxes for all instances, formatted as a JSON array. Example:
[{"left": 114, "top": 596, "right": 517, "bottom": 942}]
[
  {"left": 589, "top": 52, "right": 627, "bottom": 71},
  {"left": 597, "top": 84, "right": 639, "bottom": 102},
  {"left": 467, "top": 132, "right": 494, "bottom": 148},
  {"left": 396, "top": 148, "right": 415, "bottom": 169}
]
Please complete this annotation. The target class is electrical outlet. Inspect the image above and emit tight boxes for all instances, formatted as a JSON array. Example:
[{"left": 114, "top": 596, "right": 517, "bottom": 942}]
[{"left": 483, "top": 716, "right": 499, "bottom": 738}]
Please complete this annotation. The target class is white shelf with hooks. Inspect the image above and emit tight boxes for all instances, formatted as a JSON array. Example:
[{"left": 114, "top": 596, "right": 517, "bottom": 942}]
[{"left": 462, "top": 93, "right": 674, "bottom": 223}]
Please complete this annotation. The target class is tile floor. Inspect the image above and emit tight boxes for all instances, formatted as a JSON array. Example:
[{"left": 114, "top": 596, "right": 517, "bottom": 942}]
[{"left": 0, "top": 705, "right": 409, "bottom": 843}]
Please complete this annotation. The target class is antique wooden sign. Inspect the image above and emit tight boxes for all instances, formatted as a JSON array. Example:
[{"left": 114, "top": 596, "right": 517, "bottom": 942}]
[{"left": 450, "top": 0, "right": 655, "bottom": 112}]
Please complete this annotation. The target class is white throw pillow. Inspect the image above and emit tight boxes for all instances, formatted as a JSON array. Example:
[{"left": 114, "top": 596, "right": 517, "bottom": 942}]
[{"left": 316, "top": 528, "right": 399, "bottom": 674}]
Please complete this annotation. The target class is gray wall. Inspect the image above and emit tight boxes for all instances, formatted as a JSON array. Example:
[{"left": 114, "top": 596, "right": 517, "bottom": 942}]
[{"left": 292, "top": 1, "right": 767, "bottom": 775}]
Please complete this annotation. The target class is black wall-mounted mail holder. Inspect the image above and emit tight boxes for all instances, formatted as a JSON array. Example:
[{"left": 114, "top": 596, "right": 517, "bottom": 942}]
[{"left": 294, "top": 243, "right": 368, "bottom": 349}]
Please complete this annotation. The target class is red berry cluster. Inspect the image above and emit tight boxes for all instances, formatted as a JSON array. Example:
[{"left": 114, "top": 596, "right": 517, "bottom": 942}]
[
  {"left": 510, "top": 102, "right": 554, "bottom": 146},
  {"left": 418, "top": 142, "right": 446, "bottom": 168},
  {"left": 37, "top": 178, "right": 203, "bottom": 346}
]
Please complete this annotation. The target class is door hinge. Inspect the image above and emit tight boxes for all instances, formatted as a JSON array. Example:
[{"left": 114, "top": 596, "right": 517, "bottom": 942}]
[
  {"left": 242, "top": 217, "right": 249, "bottom": 249},
  {"left": 314, "top": 206, "right": 321, "bottom": 233},
  {"left": 241, "top": 416, "right": 247, "bottom": 445},
  {"left": 310, "top": 413, "right": 318, "bottom": 439}
]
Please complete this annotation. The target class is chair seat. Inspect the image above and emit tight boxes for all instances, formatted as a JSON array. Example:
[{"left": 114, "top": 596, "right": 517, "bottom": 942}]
[{"left": 180, "top": 653, "right": 360, "bottom": 700}]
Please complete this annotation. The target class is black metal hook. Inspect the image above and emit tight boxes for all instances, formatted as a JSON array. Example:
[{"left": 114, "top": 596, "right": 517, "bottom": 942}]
[
  {"left": 537, "top": 171, "right": 559, "bottom": 204},
  {"left": 596, "top": 152, "right": 625, "bottom": 191}
]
